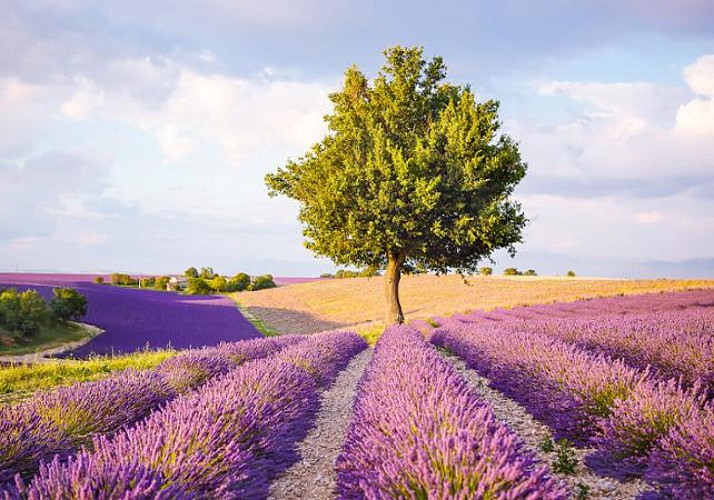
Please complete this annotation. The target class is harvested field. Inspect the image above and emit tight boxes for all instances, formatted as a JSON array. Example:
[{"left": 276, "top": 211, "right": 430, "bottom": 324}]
[{"left": 232, "top": 275, "right": 714, "bottom": 334}]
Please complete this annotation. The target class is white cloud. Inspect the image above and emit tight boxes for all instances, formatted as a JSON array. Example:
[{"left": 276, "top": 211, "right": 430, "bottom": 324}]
[{"left": 635, "top": 211, "right": 665, "bottom": 224}]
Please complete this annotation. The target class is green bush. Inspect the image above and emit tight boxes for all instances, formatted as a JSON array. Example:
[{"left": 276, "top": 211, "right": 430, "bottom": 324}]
[
  {"left": 93, "top": 276, "right": 104, "bottom": 284},
  {"left": 210, "top": 276, "right": 228, "bottom": 293},
  {"left": 319, "top": 273, "right": 334, "bottom": 279},
  {"left": 251, "top": 274, "right": 277, "bottom": 291},
  {"left": 49, "top": 288, "right": 88, "bottom": 323},
  {"left": 199, "top": 266, "right": 216, "bottom": 280},
  {"left": 0, "top": 288, "right": 48, "bottom": 337},
  {"left": 185, "top": 278, "right": 213, "bottom": 295},
  {"left": 226, "top": 273, "right": 250, "bottom": 292},
  {"left": 154, "top": 276, "right": 171, "bottom": 291},
  {"left": 567, "top": 270, "right": 576, "bottom": 278},
  {"left": 523, "top": 269, "right": 537, "bottom": 276},
  {"left": 110, "top": 273, "right": 137, "bottom": 286},
  {"left": 503, "top": 267, "right": 521, "bottom": 276},
  {"left": 184, "top": 267, "right": 199, "bottom": 279},
  {"left": 139, "top": 276, "right": 156, "bottom": 288},
  {"left": 479, "top": 267, "right": 493, "bottom": 276}
]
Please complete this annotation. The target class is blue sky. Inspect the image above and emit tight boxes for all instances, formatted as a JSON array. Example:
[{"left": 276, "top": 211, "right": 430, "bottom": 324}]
[{"left": 2, "top": 1, "right": 714, "bottom": 277}]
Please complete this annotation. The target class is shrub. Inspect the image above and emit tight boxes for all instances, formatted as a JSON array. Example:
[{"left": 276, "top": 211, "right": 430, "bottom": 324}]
[
  {"left": 0, "top": 289, "right": 49, "bottom": 337},
  {"left": 184, "top": 267, "right": 199, "bottom": 279},
  {"left": 524, "top": 269, "right": 537, "bottom": 276},
  {"left": 210, "top": 276, "right": 228, "bottom": 293},
  {"left": 199, "top": 267, "right": 216, "bottom": 280},
  {"left": 226, "top": 273, "right": 250, "bottom": 292},
  {"left": 358, "top": 266, "right": 381, "bottom": 277},
  {"left": 139, "top": 277, "right": 155, "bottom": 288},
  {"left": 153, "top": 276, "right": 170, "bottom": 291},
  {"left": 319, "top": 273, "right": 334, "bottom": 279},
  {"left": 567, "top": 270, "right": 576, "bottom": 277},
  {"left": 185, "top": 278, "right": 213, "bottom": 295},
  {"left": 110, "top": 273, "right": 137, "bottom": 286},
  {"left": 251, "top": 274, "right": 276, "bottom": 291},
  {"left": 49, "top": 288, "right": 88, "bottom": 323},
  {"left": 93, "top": 276, "right": 104, "bottom": 284},
  {"left": 479, "top": 267, "right": 493, "bottom": 276},
  {"left": 503, "top": 267, "right": 521, "bottom": 276}
]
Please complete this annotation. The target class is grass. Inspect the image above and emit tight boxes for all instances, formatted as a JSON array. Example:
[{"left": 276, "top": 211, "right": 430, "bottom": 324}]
[
  {"left": 232, "top": 275, "right": 714, "bottom": 336},
  {"left": 0, "top": 321, "right": 96, "bottom": 356},
  {"left": 233, "top": 300, "right": 281, "bottom": 337},
  {"left": 0, "top": 348, "right": 177, "bottom": 405}
]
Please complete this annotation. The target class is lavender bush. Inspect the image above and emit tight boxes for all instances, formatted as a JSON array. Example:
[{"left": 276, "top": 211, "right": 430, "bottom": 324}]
[
  {"left": 430, "top": 323, "right": 706, "bottom": 473},
  {"left": 0, "top": 335, "right": 301, "bottom": 483},
  {"left": 7, "top": 331, "right": 365, "bottom": 499},
  {"left": 338, "top": 326, "right": 566, "bottom": 499}
]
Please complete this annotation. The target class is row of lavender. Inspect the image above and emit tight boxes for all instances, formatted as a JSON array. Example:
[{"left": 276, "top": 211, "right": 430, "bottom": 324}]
[
  {"left": 0, "top": 335, "right": 306, "bottom": 484},
  {"left": 2, "top": 330, "right": 366, "bottom": 499},
  {"left": 450, "top": 290, "right": 714, "bottom": 397},
  {"left": 338, "top": 326, "right": 567, "bottom": 498},
  {"left": 431, "top": 319, "right": 713, "bottom": 496}
]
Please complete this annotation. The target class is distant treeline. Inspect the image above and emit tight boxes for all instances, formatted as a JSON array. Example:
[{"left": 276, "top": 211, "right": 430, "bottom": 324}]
[
  {"left": 0, "top": 287, "right": 87, "bottom": 339},
  {"left": 98, "top": 267, "right": 277, "bottom": 295},
  {"left": 183, "top": 267, "right": 276, "bottom": 295},
  {"left": 320, "top": 267, "right": 381, "bottom": 279}
]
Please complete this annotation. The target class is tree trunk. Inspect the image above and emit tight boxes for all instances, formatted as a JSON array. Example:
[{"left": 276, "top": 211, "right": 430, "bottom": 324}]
[{"left": 384, "top": 253, "right": 405, "bottom": 325}]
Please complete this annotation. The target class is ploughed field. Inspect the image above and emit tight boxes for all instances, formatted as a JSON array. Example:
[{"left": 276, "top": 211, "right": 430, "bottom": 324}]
[
  {"left": 1, "top": 289, "right": 713, "bottom": 498},
  {"left": 0, "top": 273, "right": 262, "bottom": 357}
]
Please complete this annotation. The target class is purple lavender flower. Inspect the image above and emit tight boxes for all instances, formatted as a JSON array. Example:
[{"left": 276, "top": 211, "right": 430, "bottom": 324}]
[{"left": 338, "top": 326, "right": 566, "bottom": 499}]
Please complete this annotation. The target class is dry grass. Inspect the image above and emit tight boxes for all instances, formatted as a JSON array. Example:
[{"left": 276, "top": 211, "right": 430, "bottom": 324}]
[{"left": 231, "top": 275, "right": 714, "bottom": 336}]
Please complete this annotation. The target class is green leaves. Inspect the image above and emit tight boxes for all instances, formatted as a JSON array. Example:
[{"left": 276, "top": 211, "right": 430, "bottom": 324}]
[{"left": 265, "top": 45, "right": 527, "bottom": 274}]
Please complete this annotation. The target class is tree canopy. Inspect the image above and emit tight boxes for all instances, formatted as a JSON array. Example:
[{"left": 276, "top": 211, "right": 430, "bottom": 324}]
[{"left": 266, "top": 46, "right": 528, "bottom": 324}]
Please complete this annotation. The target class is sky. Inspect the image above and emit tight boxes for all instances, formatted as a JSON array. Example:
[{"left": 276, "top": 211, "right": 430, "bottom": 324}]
[{"left": 2, "top": 0, "right": 714, "bottom": 278}]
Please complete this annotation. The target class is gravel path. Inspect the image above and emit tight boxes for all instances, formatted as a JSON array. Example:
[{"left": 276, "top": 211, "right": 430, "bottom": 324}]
[
  {"left": 441, "top": 351, "right": 654, "bottom": 499},
  {"left": 268, "top": 347, "right": 373, "bottom": 500}
]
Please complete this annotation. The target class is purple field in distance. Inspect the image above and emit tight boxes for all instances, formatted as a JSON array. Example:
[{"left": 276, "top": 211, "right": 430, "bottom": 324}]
[{"left": 0, "top": 273, "right": 270, "bottom": 357}]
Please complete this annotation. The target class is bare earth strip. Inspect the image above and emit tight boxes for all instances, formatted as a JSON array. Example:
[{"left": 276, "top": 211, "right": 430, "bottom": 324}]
[
  {"left": 233, "top": 275, "right": 714, "bottom": 336},
  {"left": 441, "top": 351, "right": 652, "bottom": 499},
  {"left": 269, "top": 347, "right": 373, "bottom": 500}
]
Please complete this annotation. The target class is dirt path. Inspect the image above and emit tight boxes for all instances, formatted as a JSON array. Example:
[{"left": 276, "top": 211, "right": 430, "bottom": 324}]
[
  {"left": 440, "top": 351, "right": 653, "bottom": 499},
  {"left": 268, "top": 348, "right": 373, "bottom": 500}
]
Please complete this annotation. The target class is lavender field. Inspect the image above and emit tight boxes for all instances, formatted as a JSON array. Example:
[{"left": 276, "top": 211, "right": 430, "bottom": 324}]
[
  {"left": 1, "top": 289, "right": 713, "bottom": 498},
  {"left": 0, "top": 273, "right": 262, "bottom": 357}
]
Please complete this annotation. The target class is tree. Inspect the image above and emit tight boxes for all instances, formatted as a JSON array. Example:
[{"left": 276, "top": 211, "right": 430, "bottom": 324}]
[
  {"left": 199, "top": 267, "right": 216, "bottom": 280},
  {"left": 154, "top": 276, "right": 171, "bottom": 291},
  {"left": 479, "top": 267, "right": 493, "bottom": 276},
  {"left": 265, "top": 46, "right": 528, "bottom": 324},
  {"left": 567, "top": 270, "right": 576, "bottom": 278},
  {"left": 251, "top": 274, "right": 277, "bottom": 291},
  {"left": 503, "top": 267, "right": 521, "bottom": 276},
  {"left": 184, "top": 267, "right": 199, "bottom": 279},
  {"left": 50, "top": 288, "right": 88, "bottom": 323},
  {"left": 226, "top": 273, "right": 251, "bottom": 292},
  {"left": 210, "top": 275, "right": 228, "bottom": 293},
  {"left": 185, "top": 278, "right": 212, "bottom": 295}
]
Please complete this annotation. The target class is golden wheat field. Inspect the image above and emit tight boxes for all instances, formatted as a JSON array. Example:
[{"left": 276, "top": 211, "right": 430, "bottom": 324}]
[{"left": 231, "top": 275, "right": 714, "bottom": 335}]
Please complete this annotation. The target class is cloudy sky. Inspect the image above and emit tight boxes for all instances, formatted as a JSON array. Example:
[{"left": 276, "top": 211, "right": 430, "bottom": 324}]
[{"left": 2, "top": 0, "right": 714, "bottom": 277}]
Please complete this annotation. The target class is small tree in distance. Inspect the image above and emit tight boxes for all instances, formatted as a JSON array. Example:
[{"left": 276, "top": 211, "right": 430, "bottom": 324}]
[{"left": 266, "top": 46, "right": 528, "bottom": 324}]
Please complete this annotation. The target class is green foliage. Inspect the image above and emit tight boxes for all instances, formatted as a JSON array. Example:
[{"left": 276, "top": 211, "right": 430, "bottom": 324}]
[
  {"left": 154, "top": 276, "right": 171, "bottom": 291},
  {"left": 251, "top": 274, "right": 277, "bottom": 291},
  {"left": 319, "top": 273, "right": 334, "bottom": 279},
  {"left": 575, "top": 483, "right": 589, "bottom": 500},
  {"left": 503, "top": 267, "right": 521, "bottom": 276},
  {"left": 139, "top": 276, "right": 156, "bottom": 288},
  {"left": 49, "top": 288, "right": 88, "bottom": 323},
  {"left": 226, "top": 273, "right": 251, "bottom": 292},
  {"left": 0, "top": 348, "right": 176, "bottom": 405},
  {"left": 479, "top": 266, "right": 493, "bottom": 276},
  {"left": 523, "top": 269, "right": 537, "bottom": 276},
  {"left": 567, "top": 270, "right": 577, "bottom": 278},
  {"left": 93, "top": 276, "right": 104, "bottom": 284},
  {"left": 199, "top": 266, "right": 216, "bottom": 280},
  {"left": 335, "top": 269, "right": 360, "bottom": 279},
  {"left": 551, "top": 439, "right": 578, "bottom": 474},
  {"left": 185, "top": 278, "right": 213, "bottom": 295},
  {"left": 184, "top": 267, "right": 199, "bottom": 279},
  {"left": 0, "top": 288, "right": 48, "bottom": 337},
  {"left": 211, "top": 275, "right": 228, "bottom": 293},
  {"left": 110, "top": 273, "right": 137, "bottom": 286},
  {"left": 265, "top": 45, "right": 527, "bottom": 277},
  {"left": 539, "top": 437, "right": 555, "bottom": 453}
]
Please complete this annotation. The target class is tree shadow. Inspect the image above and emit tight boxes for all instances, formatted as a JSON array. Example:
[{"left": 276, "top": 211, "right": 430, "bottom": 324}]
[{"left": 245, "top": 306, "right": 348, "bottom": 335}]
